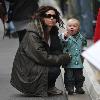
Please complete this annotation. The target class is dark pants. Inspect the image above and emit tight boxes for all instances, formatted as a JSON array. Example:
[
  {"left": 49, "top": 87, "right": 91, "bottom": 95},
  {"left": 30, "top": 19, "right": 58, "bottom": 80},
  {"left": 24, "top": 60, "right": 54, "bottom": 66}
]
[
  {"left": 64, "top": 68, "right": 85, "bottom": 90},
  {"left": 17, "top": 29, "right": 26, "bottom": 43},
  {"left": 48, "top": 67, "right": 61, "bottom": 88}
]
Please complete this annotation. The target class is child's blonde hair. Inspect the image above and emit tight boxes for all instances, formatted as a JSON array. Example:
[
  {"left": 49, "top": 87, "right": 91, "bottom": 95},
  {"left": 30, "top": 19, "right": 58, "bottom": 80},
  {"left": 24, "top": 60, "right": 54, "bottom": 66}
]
[{"left": 67, "top": 18, "right": 80, "bottom": 28}]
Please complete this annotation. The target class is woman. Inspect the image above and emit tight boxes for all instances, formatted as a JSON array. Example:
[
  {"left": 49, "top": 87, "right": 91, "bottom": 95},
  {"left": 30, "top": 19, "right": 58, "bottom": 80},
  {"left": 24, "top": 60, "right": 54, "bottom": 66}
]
[{"left": 10, "top": 6, "right": 71, "bottom": 97}]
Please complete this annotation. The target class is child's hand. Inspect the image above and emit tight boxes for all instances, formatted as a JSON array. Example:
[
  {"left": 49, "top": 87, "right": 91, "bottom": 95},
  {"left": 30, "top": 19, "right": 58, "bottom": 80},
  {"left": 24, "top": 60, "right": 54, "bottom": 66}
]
[
  {"left": 64, "top": 32, "right": 68, "bottom": 37},
  {"left": 64, "top": 32, "right": 68, "bottom": 39}
]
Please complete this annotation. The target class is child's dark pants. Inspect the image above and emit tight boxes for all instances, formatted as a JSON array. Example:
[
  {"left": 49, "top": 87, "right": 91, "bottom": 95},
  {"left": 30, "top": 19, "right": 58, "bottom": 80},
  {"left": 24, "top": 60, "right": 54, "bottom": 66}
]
[{"left": 64, "top": 68, "right": 85, "bottom": 91}]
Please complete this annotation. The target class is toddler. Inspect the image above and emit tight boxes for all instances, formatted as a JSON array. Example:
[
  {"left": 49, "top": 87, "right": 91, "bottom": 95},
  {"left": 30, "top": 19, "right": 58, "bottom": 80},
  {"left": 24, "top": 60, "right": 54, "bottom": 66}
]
[{"left": 60, "top": 18, "right": 87, "bottom": 95}]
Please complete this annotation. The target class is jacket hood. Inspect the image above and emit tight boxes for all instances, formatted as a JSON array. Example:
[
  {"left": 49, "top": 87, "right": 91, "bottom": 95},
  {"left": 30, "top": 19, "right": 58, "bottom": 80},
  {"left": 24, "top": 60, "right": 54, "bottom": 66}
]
[{"left": 26, "top": 19, "right": 44, "bottom": 38}]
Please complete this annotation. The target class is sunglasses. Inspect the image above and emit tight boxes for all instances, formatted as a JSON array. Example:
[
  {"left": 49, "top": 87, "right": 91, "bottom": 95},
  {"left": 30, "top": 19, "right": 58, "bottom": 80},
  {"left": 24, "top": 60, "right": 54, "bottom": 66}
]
[{"left": 44, "top": 14, "right": 58, "bottom": 19}]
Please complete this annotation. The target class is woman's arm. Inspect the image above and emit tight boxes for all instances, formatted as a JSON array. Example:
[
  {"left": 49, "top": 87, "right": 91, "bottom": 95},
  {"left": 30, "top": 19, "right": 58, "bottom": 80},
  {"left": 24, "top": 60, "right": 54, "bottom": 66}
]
[{"left": 22, "top": 32, "right": 71, "bottom": 66}]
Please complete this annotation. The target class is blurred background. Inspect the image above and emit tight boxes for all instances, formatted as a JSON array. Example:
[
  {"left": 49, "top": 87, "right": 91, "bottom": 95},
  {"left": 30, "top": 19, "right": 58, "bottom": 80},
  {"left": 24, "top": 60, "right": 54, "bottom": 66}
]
[
  {"left": 56, "top": 0, "right": 100, "bottom": 39},
  {"left": 1, "top": 0, "right": 100, "bottom": 40}
]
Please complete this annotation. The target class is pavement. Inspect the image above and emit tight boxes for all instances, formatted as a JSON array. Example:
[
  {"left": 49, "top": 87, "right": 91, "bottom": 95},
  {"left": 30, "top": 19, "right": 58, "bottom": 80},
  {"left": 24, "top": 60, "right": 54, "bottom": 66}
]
[{"left": 0, "top": 38, "right": 18, "bottom": 100}]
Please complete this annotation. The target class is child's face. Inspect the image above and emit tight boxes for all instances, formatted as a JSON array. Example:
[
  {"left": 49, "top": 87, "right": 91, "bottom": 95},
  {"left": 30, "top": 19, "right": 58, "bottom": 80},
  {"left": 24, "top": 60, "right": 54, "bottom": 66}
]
[{"left": 67, "top": 20, "right": 80, "bottom": 36}]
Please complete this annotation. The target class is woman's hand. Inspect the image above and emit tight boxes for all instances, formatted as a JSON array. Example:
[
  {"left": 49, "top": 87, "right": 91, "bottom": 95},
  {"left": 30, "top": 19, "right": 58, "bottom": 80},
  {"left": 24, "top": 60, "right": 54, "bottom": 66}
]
[{"left": 59, "top": 53, "right": 72, "bottom": 66}]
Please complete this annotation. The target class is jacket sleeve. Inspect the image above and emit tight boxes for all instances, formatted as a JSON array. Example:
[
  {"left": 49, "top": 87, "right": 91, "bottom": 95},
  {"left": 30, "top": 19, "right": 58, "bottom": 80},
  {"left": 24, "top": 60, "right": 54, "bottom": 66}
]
[{"left": 22, "top": 32, "right": 71, "bottom": 66}]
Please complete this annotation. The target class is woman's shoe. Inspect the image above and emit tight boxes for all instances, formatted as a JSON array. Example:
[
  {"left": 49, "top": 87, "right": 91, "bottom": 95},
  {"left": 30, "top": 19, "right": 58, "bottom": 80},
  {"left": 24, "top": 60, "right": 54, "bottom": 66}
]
[
  {"left": 67, "top": 89, "right": 74, "bottom": 95},
  {"left": 48, "top": 87, "right": 63, "bottom": 96},
  {"left": 66, "top": 86, "right": 74, "bottom": 95}
]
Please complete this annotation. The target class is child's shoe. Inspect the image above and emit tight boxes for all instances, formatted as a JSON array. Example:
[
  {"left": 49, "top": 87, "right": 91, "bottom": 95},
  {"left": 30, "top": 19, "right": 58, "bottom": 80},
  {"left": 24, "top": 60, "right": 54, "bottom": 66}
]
[
  {"left": 68, "top": 89, "right": 74, "bottom": 95},
  {"left": 75, "top": 87, "right": 85, "bottom": 94},
  {"left": 66, "top": 87, "right": 74, "bottom": 95}
]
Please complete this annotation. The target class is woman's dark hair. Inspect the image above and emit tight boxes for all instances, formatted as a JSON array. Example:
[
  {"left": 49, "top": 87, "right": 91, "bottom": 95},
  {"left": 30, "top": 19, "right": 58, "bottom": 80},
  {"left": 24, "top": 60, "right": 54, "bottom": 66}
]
[{"left": 35, "top": 6, "right": 64, "bottom": 28}]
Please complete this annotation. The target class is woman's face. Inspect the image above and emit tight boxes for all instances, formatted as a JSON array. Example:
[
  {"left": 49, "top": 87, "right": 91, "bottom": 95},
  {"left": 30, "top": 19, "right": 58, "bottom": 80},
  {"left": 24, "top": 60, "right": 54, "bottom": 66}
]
[{"left": 43, "top": 10, "right": 57, "bottom": 28}]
